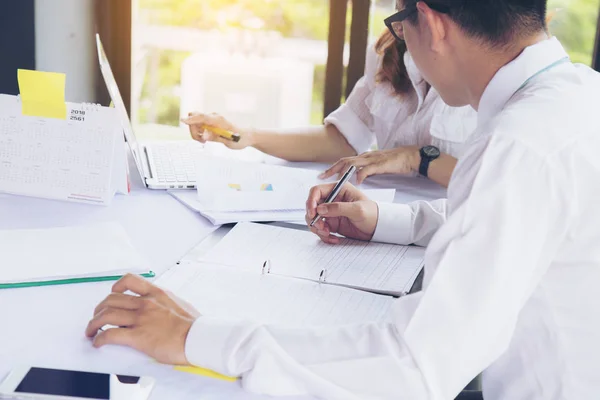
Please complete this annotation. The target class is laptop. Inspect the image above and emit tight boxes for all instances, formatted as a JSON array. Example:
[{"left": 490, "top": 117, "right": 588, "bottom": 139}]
[{"left": 96, "top": 34, "right": 202, "bottom": 189}]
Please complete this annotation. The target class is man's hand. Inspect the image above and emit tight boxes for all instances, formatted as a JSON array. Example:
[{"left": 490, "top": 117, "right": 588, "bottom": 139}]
[
  {"left": 319, "top": 146, "right": 421, "bottom": 184},
  {"left": 85, "top": 274, "right": 199, "bottom": 366},
  {"left": 306, "top": 183, "right": 379, "bottom": 244},
  {"left": 181, "top": 112, "right": 253, "bottom": 150}
]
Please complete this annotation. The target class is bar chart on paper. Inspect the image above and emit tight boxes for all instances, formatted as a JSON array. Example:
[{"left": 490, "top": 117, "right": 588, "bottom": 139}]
[
  {"left": 227, "top": 183, "right": 274, "bottom": 192},
  {"left": 196, "top": 155, "right": 323, "bottom": 211}
]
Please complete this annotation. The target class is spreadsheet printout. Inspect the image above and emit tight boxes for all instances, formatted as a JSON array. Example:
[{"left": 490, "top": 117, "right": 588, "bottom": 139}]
[
  {"left": 201, "top": 222, "right": 424, "bottom": 296},
  {"left": 156, "top": 261, "right": 393, "bottom": 326}
]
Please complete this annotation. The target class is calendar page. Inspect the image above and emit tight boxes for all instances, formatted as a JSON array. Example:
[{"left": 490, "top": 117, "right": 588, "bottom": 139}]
[{"left": 0, "top": 94, "right": 119, "bottom": 205}]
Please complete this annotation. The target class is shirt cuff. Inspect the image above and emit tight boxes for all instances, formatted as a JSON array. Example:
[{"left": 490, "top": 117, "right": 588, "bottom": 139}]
[
  {"left": 185, "top": 316, "right": 245, "bottom": 376},
  {"left": 324, "top": 105, "right": 374, "bottom": 154},
  {"left": 372, "top": 202, "right": 414, "bottom": 245}
]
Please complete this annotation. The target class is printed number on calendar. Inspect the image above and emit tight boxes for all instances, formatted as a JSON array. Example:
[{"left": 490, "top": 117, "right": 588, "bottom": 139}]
[{"left": 69, "top": 109, "right": 86, "bottom": 122}]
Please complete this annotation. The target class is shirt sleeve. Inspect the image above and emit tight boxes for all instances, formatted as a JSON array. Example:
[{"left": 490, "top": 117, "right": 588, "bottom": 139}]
[
  {"left": 371, "top": 199, "right": 448, "bottom": 246},
  {"left": 429, "top": 101, "right": 478, "bottom": 158},
  {"left": 324, "top": 46, "right": 379, "bottom": 154},
  {"left": 184, "top": 135, "right": 571, "bottom": 400}
]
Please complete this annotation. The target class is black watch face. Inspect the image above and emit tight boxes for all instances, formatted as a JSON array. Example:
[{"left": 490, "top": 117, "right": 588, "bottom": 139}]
[{"left": 422, "top": 146, "right": 440, "bottom": 158}]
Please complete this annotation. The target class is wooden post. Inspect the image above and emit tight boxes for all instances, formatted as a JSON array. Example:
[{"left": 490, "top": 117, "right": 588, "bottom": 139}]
[
  {"left": 94, "top": 0, "right": 132, "bottom": 115},
  {"left": 346, "top": 0, "right": 371, "bottom": 99},
  {"left": 324, "top": 0, "right": 348, "bottom": 117}
]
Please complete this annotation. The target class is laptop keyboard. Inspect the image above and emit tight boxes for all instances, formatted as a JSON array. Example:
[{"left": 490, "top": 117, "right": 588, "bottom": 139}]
[{"left": 151, "top": 142, "right": 203, "bottom": 184}]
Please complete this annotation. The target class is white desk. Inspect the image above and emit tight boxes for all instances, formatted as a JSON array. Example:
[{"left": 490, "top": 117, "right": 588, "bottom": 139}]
[
  {"left": 0, "top": 157, "right": 290, "bottom": 399},
  {"left": 0, "top": 152, "right": 447, "bottom": 399}
]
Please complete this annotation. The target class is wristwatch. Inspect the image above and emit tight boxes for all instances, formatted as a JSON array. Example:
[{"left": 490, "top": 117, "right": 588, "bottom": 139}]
[{"left": 419, "top": 145, "right": 441, "bottom": 177}]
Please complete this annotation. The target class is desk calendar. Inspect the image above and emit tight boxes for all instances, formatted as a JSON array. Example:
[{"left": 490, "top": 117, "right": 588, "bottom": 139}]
[{"left": 0, "top": 94, "right": 122, "bottom": 205}]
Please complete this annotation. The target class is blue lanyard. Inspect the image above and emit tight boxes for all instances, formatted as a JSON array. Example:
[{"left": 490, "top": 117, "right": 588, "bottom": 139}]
[{"left": 513, "top": 56, "right": 570, "bottom": 95}]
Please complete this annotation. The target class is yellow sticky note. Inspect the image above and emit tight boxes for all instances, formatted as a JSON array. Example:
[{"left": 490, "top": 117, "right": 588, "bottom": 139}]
[
  {"left": 174, "top": 365, "right": 237, "bottom": 382},
  {"left": 17, "top": 69, "right": 67, "bottom": 119}
]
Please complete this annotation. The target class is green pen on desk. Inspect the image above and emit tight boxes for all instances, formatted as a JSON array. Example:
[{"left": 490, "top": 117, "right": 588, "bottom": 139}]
[{"left": 0, "top": 271, "right": 155, "bottom": 290}]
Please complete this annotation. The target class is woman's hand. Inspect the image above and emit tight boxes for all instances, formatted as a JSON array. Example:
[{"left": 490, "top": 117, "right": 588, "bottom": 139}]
[
  {"left": 85, "top": 274, "right": 199, "bottom": 366},
  {"left": 305, "top": 183, "right": 379, "bottom": 244},
  {"left": 320, "top": 146, "right": 420, "bottom": 184},
  {"left": 181, "top": 112, "right": 254, "bottom": 150}
]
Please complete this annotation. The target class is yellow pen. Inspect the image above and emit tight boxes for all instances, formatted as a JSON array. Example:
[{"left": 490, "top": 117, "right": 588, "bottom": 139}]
[{"left": 204, "top": 125, "right": 241, "bottom": 143}]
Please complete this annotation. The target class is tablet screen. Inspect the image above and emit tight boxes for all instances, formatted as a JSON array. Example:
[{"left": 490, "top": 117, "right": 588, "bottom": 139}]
[{"left": 15, "top": 367, "right": 143, "bottom": 399}]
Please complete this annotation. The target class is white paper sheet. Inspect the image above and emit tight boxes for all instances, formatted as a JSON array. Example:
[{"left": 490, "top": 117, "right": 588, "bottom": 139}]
[
  {"left": 195, "top": 155, "right": 324, "bottom": 212},
  {"left": 0, "top": 222, "right": 148, "bottom": 284},
  {"left": 202, "top": 222, "right": 424, "bottom": 296},
  {"left": 169, "top": 189, "right": 396, "bottom": 225},
  {"left": 156, "top": 261, "right": 392, "bottom": 326}
]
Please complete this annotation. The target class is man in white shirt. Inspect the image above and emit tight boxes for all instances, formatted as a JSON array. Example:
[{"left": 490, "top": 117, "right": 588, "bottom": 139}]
[{"left": 86, "top": 0, "right": 600, "bottom": 399}]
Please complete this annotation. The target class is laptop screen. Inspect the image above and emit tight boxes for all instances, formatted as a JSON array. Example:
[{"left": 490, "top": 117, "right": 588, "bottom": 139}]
[{"left": 95, "top": 33, "right": 145, "bottom": 180}]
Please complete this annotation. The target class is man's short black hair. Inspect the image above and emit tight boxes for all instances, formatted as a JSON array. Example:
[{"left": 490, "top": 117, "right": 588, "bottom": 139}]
[{"left": 404, "top": 0, "right": 548, "bottom": 46}]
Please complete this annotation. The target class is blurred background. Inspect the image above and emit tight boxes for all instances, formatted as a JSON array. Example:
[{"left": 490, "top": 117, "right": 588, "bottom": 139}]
[
  {"left": 131, "top": 0, "right": 600, "bottom": 132},
  {"left": 1, "top": 0, "right": 599, "bottom": 140},
  {"left": 132, "top": 0, "right": 394, "bottom": 130}
]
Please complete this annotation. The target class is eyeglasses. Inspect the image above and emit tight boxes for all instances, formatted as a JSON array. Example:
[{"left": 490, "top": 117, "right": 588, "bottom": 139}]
[{"left": 384, "top": 2, "right": 450, "bottom": 41}]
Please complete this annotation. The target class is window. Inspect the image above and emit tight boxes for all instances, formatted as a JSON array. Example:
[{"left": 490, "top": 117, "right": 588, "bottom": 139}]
[
  {"left": 371, "top": 0, "right": 395, "bottom": 38},
  {"left": 129, "top": 0, "right": 600, "bottom": 142},
  {"left": 132, "top": 0, "right": 335, "bottom": 140},
  {"left": 547, "top": 0, "right": 599, "bottom": 65}
]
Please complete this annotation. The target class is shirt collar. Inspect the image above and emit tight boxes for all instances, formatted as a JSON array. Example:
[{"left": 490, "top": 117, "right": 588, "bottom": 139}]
[
  {"left": 477, "top": 37, "right": 570, "bottom": 128},
  {"left": 404, "top": 51, "right": 428, "bottom": 106}
]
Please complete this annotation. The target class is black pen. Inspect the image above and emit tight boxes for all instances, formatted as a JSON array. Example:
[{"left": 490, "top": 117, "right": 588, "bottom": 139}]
[{"left": 310, "top": 165, "right": 357, "bottom": 227}]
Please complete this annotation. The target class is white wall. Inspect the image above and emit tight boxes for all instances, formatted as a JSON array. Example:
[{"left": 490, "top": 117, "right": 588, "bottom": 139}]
[{"left": 35, "top": 0, "right": 96, "bottom": 103}]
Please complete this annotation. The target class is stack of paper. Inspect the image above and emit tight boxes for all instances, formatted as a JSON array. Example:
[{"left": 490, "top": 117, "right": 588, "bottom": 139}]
[
  {"left": 169, "top": 188, "right": 396, "bottom": 225},
  {"left": 168, "top": 156, "right": 396, "bottom": 225},
  {"left": 0, "top": 222, "right": 152, "bottom": 288}
]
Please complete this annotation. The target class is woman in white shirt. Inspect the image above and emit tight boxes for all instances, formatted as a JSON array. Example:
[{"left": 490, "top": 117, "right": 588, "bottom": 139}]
[{"left": 182, "top": 30, "right": 476, "bottom": 187}]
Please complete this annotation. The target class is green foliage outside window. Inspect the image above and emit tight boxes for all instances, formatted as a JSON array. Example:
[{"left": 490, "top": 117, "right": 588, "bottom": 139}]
[{"left": 136, "top": 0, "right": 600, "bottom": 127}]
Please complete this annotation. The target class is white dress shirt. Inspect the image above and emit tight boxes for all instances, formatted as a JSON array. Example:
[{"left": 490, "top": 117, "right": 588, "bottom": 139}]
[
  {"left": 324, "top": 45, "right": 477, "bottom": 158},
  {"left": 185, "top": 38, "right": 600, "bottom": 399}
]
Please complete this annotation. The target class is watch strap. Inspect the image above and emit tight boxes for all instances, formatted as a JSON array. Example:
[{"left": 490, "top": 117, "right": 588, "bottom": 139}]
[
  {"left": 419, "top": 153, "right": 431, "bottom": 177},
  {"left": 419, "top": 146, "right": 440, "bottom": 178}
]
